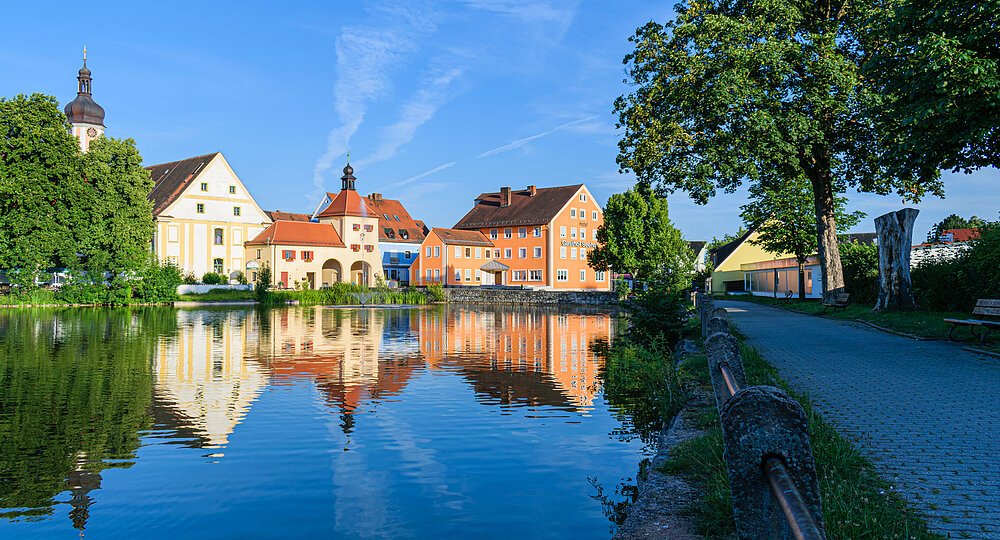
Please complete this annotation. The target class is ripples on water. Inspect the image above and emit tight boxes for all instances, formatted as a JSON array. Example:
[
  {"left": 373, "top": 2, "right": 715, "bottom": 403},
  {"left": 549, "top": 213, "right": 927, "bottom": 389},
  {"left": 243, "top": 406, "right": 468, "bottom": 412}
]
[{"left": 0, "top": 305, "right": 647, "bottom": 539}]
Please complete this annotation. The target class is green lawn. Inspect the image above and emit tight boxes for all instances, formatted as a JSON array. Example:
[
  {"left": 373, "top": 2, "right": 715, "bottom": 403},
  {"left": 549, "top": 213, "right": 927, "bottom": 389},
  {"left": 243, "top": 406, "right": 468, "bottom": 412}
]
[
  {"left": 177, "top": 289, "right": 256, "bottom": 302},
  {"left": 665, "top": 338, "right": 945, "bottom": 539},
  {"left": 722, "top": 295, "right": 998, "bottom": 352}
]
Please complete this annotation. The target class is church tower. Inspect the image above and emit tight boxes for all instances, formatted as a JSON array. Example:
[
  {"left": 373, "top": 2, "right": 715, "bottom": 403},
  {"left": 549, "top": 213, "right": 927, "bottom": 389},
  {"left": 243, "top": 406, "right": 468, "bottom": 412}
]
[{"left": 64, "top": 47, "right": 105, "bottom": 152}]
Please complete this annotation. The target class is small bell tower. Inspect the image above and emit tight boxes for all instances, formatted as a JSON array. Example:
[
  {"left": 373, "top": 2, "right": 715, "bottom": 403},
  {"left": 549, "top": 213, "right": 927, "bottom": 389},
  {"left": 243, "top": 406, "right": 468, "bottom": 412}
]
[{"left": 64, "top": 46, "right": 106, "bottom": 152}]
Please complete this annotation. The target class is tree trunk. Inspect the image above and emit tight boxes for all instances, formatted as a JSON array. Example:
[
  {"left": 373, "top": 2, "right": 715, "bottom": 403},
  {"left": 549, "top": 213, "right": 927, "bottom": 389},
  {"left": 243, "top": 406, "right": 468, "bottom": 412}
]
[
  {"left": 797, "top": 259, "right": 806, "bottom": 300},
  {"left": 874, "top": 208, "right": 919, "bottom": 311},
  {"left": 808, "top": 168, "right": 846, "bottom": 303}
]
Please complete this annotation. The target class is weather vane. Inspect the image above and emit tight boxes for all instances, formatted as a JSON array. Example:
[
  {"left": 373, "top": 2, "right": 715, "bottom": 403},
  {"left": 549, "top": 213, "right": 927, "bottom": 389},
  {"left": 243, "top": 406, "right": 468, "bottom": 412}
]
[{"left": 83, "top": 45, "right": 88, "bottom": 64}]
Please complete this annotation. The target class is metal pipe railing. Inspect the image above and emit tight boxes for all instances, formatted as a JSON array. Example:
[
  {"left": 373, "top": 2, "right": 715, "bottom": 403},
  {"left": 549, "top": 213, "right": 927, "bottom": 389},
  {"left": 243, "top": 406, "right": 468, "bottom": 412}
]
[{"left": 764, "top": 457, "right": 825, "bottom": 540}]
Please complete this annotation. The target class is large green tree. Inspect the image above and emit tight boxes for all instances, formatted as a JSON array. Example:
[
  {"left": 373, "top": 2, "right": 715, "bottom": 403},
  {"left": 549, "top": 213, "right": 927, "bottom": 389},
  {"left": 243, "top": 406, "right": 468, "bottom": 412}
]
[
  {"left": 925, "top": 214, "right": 986, "bottom": 243},
  {"left": 741, "top": 177, "right": 863, "bottom": 299},
  {"left": 0, "top": 94, "right": 88, "bottom": 287},
  {"left": 79, "top": 137, "right": 155, "bottom": 274},
  {"left": 614, "top": 3, "right": 923, "bottom": 302},
  {"left": 863, "top": 0, "right": 1000, "bottom": 183},
  {"left": 588, "top": 185, "right": 692, "bottom": 291}
]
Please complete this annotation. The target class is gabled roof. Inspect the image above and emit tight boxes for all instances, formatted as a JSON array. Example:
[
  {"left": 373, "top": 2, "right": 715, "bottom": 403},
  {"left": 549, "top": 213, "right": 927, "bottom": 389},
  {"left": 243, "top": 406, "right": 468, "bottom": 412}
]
[
  {"left": 316, "top": 189, "right": 372, "bottom": 218},
  {"left": 146, "top": 152, "right": 219, "bottom": 215},
  {"left": 365, "top": 195, "right": 428, "bottom": 244},
  {"left": 453, "top": 184, "right": 584, "bottom": 229},
  {"left": 246, "top": 220, "right": 346, "bottom": 247},
  {"left": 942, "top": 228, "right": 979, "bottom": 242},
  {"left": 710, "top": 229, "right": 754, "bottom": 269},
  {"left": 840, "top": 232, "right": 877, "bottom": 245},
  {"left": 688, "top": 241, "right": 707, "bottom": 254},
  {"left": 431, "top": 228, "right": 494, "bottom": 247},
  {"left": 265, "top": 210, "right": 312, "bottom": 222}
]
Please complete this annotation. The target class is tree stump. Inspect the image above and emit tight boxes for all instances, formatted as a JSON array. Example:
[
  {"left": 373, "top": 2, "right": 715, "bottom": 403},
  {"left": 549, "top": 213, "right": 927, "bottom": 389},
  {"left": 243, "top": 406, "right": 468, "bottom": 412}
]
[{"left": 874, "top": 208, "right": 919, "bottom": 311}]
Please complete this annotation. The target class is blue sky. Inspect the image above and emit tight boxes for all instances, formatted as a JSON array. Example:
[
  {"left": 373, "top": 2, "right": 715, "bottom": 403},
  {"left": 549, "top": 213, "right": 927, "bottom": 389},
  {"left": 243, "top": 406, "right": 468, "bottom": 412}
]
[{"left": 3, "top": 0, "right": 996, "bottom": 242}]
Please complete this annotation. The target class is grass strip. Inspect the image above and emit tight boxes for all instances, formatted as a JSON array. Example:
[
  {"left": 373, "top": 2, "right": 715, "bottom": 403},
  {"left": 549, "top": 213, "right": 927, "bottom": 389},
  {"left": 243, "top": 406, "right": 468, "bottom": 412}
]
[{"left": 664, "top": 338, "right": 945, "bottom": 540}]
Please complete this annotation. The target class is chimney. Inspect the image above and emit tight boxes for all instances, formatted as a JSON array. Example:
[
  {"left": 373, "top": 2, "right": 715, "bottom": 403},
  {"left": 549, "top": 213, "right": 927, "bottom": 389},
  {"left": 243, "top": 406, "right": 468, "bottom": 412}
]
[
  {"left": 500, "top": 186, "right": 512, "bottom": 208},
  {"left": 369, "top": 192, "right": 382, "bottom": 202},
  {"left": 527, "top": 185, "right": 537, "bottom": 197}
]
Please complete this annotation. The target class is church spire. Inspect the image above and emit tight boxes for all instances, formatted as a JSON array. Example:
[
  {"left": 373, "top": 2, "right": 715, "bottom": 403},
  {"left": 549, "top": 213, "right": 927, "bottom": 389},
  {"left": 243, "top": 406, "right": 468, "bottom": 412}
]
[
  {"left": 64, "top": 47, "right": 106, "bottom": 152},
  {"left": 341, "top": 162, "right": 356, "bottom": 191}
]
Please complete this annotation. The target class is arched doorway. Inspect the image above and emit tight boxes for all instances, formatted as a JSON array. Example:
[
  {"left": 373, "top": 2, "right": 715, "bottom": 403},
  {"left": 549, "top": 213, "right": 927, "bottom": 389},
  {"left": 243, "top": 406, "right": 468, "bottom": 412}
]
[
  {"left": 350, "top": 261, "right": 371, "bottom": 286},
  {"left": 322, "top": 259, "right": 343, "bottom": 287}
]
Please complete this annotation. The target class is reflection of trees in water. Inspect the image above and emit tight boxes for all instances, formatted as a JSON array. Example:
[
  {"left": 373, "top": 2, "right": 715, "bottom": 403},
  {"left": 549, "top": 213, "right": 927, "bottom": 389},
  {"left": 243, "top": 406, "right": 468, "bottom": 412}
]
[{"left": 0, "top": 308, "right": 177, "bottom": 529}]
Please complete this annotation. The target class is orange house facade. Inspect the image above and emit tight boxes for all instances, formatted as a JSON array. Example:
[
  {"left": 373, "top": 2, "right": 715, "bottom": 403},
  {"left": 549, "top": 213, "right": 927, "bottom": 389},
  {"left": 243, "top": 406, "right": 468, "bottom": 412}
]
[
  {"left": 413, "top": 228, "right": 497, "bottom": 286},
  {"left": 449, "top": 184, "right": 609, "bottom": 290}
]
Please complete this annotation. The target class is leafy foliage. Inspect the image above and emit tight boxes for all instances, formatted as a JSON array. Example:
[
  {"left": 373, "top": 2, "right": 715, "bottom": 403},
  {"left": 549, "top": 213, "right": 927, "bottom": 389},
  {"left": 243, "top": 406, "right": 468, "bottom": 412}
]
[
  {"left": 862, "top": 0, "right": 1000, "bottom": 183},
  {"left": 201, "top": 272, "right": 226, "bottom": 285},
  {"left": 839, "top": 241, "right": 880, "bottom": 304},
  {"left": 925, "top": 213, "right": 986, "bottom": 243},
  {"left": 255, "top": 264, "right": 271, "bottom": 302},
  {"left": 588, "top": 186, "right": 692, "bottom": 289},
  {"left": 913, "top": 219, "right": 1000, "bottom": 311},
  {"left": 426, "top": 282, "right": 445, "bottom": 302}
]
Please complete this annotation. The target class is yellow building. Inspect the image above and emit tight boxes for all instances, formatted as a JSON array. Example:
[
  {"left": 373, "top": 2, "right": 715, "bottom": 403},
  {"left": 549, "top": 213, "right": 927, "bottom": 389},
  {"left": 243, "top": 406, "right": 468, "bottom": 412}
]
[
  {"left": 709, "top": 229, "right": 822, "bottom": 298},
  {"left": 244, "top": 164, "right": 384, "bottom": 288},
  {"left": 147, "top": 152, "right": 271, "bottom": 280}
]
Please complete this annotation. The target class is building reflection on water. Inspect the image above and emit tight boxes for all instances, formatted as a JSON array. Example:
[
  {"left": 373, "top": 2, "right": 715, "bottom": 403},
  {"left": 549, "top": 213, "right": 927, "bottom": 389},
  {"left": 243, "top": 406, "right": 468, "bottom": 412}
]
[{"left": 151, "top": 305, "right": 614, "bottom": 446}]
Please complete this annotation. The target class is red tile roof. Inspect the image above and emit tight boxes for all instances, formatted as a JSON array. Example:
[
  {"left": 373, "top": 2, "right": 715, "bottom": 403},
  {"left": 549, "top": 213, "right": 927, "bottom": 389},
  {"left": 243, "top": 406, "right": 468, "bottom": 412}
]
[
  {"left": 453, "top": 184, "right": 583, "bottom": 229},
  {"left": 316, "top": 189, "right": 372, "bottom": 218},
  {"left": 431, "top": 228, "right": 494, "bottom": 247},
  {"left": 246, "top": 220, "right": 346, "bottom": 247},
  {"left": 146, "top": 152, "right": 219, "bottom": 215},
  {"left": 942, "top": 228, "right": 979, "bottom": 242},
  {"left": 365, "top": 194, "right": 428, "bottom": 244},
  {"left": 265, "top": 210, "right": 312, "bottom": 222}
]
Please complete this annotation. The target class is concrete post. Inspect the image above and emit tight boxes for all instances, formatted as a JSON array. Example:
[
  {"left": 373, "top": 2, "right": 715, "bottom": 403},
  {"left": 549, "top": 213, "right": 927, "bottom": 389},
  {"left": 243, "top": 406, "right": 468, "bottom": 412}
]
[
  {"left": 719, "top": 386, "right": 825, "bottom": 540},
  {"left": 700, "top": 295, "right": 715, "bottom": 338},
  {"left": 706, "top": 316, "right": 730, "bottom": 338},
  {"left": 704, "top": 332, "right": 747, "bottom": 410}
]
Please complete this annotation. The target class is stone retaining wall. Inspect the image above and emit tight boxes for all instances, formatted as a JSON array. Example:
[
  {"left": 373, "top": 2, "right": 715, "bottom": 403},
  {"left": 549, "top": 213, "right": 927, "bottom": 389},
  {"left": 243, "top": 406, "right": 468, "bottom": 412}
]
[
  {"left": 176, "top": 284, "right": 253, "bottom": 295},
  {"left": 442, "top": 288, "right": 617, "bottom": 305}
]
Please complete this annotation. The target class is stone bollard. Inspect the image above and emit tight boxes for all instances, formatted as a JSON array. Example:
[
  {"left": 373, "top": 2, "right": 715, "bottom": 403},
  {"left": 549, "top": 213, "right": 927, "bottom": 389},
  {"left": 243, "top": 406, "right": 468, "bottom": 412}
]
[
  {"left": 719, "top": 386, "right": 825, "bottom": 540},
  {"left": 700, "top": 296, "right": 715, "bottom": 338},
  {"left": 706, "top": 316, "right": 730, "bottom": 337},
  {"left": 709, "top": 306, "right": 728, "bottom": 321},
  {"left": 704, "top": 332, "right": 747, "bottom": 410}
]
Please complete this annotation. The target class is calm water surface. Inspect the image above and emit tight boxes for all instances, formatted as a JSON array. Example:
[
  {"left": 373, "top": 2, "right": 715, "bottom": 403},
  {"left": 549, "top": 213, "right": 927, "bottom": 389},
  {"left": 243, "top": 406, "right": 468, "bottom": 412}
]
[{"left": 0, "top": 305, "right": 647, "bottom": 539}]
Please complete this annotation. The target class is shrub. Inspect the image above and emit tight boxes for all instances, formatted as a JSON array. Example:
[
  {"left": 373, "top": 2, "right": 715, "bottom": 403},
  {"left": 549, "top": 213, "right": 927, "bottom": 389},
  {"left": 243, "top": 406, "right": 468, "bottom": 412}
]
[
  {"left": 56, "top": 273, "right": 106, "bottom": 304},
  {"left": 426, "top": 282, "right": 445, "bottom": 302},
  {"left": 964, "top": 220, "right": 1000, "bottom": 300},
  {"left": 231, "top": 270, "right": 247, "bottom": 285},
  {"left": 625, "top": 282, "right": 688, "bottom": 347},
  {"left": 202, "top": 272, "right": 225, "bottom": 285},
  {"left": 911, "top": 219, "right": 998, "bottom": 311},
  {"left": 133, "top": 259, "right": 182, "bottom": 304},
  {"left": 839, "top": 241, "right": 878, "bottom": 304},
  {"left": 255, "top": 264, "right": 271, "bottom": 302},
  {"left": 182, "top": 272, "right": 198, "bottom": 284}
]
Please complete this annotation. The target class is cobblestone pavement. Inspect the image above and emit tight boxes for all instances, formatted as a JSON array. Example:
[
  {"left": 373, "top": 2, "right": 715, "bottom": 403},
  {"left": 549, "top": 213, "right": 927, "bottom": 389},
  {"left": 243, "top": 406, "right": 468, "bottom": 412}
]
[{"left": 717, "top": 300, "right": 1000, "bottom": 540}]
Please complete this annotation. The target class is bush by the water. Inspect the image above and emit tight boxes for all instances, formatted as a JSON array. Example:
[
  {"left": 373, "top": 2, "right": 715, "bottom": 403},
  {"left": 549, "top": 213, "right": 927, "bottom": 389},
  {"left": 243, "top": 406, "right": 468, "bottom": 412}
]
[
  {"left": 4, "top": 258, "right": 182, "bottom": 306},
  {"left": 602, "top": 337, "right": 687, "bottom": 440},
  {"left": 426, "top": 282, "right": 445, "bottom": 302},
  {"left": 201, "top": 272, "right": 226, "bottom": 285}
]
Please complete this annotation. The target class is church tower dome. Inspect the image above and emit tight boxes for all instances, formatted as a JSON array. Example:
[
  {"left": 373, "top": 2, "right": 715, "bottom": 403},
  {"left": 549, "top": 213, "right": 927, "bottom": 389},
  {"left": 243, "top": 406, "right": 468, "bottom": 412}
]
[{"left": 64, "top": 47, "right": 105, "bottom": 151}]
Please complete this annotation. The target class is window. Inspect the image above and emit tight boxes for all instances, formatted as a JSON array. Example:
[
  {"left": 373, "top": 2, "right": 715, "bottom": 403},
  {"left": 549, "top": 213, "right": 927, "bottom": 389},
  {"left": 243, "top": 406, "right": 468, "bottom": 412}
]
[
  {"left": 533, "top": 226, "right": 542, "bottom": 237},
  {"left": 533, "top": 247, "right": 542, "bottom": 258},
  {"left": 580, "top": 193, "right": 587, "bottom": 202},
  {"left": 504, "top": 248, "right": 512, "bottom": 259},
  {"left": 214, "top": 228, "right": 224, "bottom": 245},
  {"left": 580, "top": 270, "right": 586, "bottom": 281},
  {"left": 213, "top": 258, "right": 223, "bottom": 274},
  {"left": 434, "top": 246, "right": 440, "bottom": 257},
  {"left": 513, "top": 270, "right": 527, "bottom": 281},
  {"left": 434, "top": 269, "right": 440, "bottom": 280},
  {"left": 571, "top": 228, "right": 577, "bottom": 239},
  {"left": 490, "top": 228, "right": 498, "bottom": 239},
  {"left": 560, "top": 226, "right": 567, "bottom": 238},
  {"left": 493, "top": 249, "right": 501, "bottom": 259},
  {"left": 504, "top": 228, "right": 512, "bottom": 239},
  {"left": 475, "top": 247, "right": 482, "bottom": 259},
  {"left": 168, "top": 225, "right": 179, "bottom": 242},
  {"left": 518, "top": 248, "right": 527, "bottom": 259},
  {"left": 282, "top": 250, "right": 295, "bottom": 261},
  {"left": 426, "top": 246, "right": 432, "bottom": 257},
  {"left": 455, "top": 246, "right": 462, "bottom": 258},
  {"left": 394, "top": 215, "right": 400, "bottom": 221},
  {"left": 530, "top": 270, "right": 542, "bottom": 281},
  {"left": 571, "top": 248, "right": 577, "bottom": 260},
  {"left": 465, "top": 247, "right": 471, "bottom": 258},
  {"left": 580, "top": 228, "right": 586, "bottom": 240},
  {"left": 353, "top": 223, "right": 361, "bottom": 231},
  {"left": 405, "top": 250, "right": 412, "bottom": 258},
  {"left": 229, "top": 185, "right": 236, "bottom": 194},
  {"left": 475, "top": 269, "right": 482, "bottom": 281},
  {"left": 596, "top": 271, "right": 606, "bottom": 282},
  {"left": 465, "top": 269, "right": 472, "bottom": 281},
  {"left": 557, "top": 269, "right": 568, "bottom": 281},
  {"left": 518, "top": 227, "right": 527, "bottom": 238},
  {"left": 365, "top": 245, "right": 374, "bottom": 252},
  {"left": 364, "top": 224, "right": 373, "bottom": 232},
  {"left": 256, "top": 249, "right": 261, "bottom": 258},
  {"left": 426, "top": 269, "right": 432, "bottom": 280},
  {"left": 302, "top": 251, "right": 314, "bottom": 261},
  {"left": 351, "top": 244, "right": 361, "bottom": 252},
  {"left": 455, "top": 270, "right": 461, "bottom": 281},
  {"left": 196, "top": 203, "right": 205, "bottom": 214},
  {"left": 560, "top": 247, "right": 567, "bottom": 259},
  {"left": 592, "top": 211, "right": 599, "bottom": 221},
  {"left": 200, "top": 182, "right": 208, "bottom": 191},
  {"left": 233, "top": 207, "right": 241, "bottom": 216}
]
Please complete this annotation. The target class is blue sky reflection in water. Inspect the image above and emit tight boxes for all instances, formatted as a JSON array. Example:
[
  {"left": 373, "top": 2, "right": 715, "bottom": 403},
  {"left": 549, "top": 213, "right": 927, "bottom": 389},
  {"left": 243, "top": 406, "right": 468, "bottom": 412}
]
[{"left": 0, "top": 305, "right": 646, "bottom": 539}]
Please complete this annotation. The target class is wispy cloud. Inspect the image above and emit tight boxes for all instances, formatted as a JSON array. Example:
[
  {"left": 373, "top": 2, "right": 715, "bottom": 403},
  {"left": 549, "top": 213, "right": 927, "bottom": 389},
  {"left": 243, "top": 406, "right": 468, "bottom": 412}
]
[
  {"left": 356, "top": 67, "right": 463, "bottom": 168},
  {"left": 383, "top": 161, "right": 456, "bottom": 189},
  {"left": 310, "top": 2, "right": 440, "bottom": 202},
  {"left": 476, "top": 115, "right": 600, "bottom": 159}
]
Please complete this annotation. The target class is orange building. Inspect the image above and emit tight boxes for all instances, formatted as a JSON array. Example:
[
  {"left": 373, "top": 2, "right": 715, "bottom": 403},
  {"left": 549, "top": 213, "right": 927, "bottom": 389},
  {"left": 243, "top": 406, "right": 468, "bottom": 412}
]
[
  {"left": 413, "top": 228, "right": 496, "bottom": 286},
  {"left": 450, "top": 184, "right": 609, "bottom": 290}
]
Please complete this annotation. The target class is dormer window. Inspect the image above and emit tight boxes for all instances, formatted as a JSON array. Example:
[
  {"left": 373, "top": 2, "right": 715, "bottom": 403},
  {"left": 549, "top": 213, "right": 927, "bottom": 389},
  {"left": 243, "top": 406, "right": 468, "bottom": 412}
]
[
  {"left": 385, "top": 228, "right": 395, "bottom": 238},
  {"left": 393, "top": 215, "right": 400, "bottom": 221},
  {"left": 384, "top": 213, "right": 390, "bottom": 220},
  {"left": 400, "top": 230, "right": 408, "bottom": 239}
]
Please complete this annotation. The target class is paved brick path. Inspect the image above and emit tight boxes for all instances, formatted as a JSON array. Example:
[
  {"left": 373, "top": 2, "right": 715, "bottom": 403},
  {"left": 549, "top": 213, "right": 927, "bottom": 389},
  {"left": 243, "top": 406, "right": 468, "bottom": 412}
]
[{"left": 717, "top": 300, "right": 1000, "bottom": 540}]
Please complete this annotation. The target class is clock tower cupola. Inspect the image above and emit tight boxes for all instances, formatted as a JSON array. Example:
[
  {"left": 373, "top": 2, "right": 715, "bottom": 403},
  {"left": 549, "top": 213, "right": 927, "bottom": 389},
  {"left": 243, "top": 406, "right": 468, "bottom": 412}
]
[{"left": 64, "top": 47, "right": 106, "bottom": 152}]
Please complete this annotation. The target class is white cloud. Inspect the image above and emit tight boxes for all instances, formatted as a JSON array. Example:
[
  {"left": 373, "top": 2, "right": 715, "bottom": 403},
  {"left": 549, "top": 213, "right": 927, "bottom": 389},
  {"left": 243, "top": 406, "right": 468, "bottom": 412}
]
[
  {"left": 476, "top": 115, "right": 600, "bottom": 158},
  {"left": 383, "top": 161, "right": 456, "bottom": 189}
]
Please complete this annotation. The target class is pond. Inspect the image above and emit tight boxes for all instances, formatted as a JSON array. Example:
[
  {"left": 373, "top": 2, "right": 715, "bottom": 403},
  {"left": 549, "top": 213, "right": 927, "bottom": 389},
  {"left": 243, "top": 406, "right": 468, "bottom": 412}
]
[{"left": 0, "top": 304, "right": 647, "bottom": 539}]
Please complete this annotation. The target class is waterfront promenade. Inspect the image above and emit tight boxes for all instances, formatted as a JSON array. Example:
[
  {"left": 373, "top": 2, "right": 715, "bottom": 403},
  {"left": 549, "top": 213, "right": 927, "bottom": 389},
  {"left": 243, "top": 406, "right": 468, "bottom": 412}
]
[{"left": 717, "top": 300, "right": 1000, "bottom": 540}]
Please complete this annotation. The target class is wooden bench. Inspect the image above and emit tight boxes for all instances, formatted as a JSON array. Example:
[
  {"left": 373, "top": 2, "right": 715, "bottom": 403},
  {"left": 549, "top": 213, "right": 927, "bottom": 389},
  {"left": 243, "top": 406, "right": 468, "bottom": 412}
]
[
  {"left": 822, "top": 293, "right": 850, "bottom": 312},
  {"left": 944, "top": 299, "right": 1000, "bottom": 344}
]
